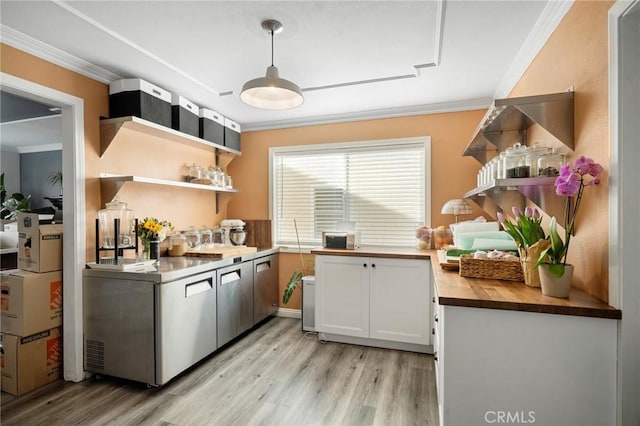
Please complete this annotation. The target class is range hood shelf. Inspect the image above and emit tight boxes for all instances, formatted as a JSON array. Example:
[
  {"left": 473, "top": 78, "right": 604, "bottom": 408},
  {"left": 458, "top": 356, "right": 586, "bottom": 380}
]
[
  {"left": 464, "top": 177, "right": 567, "bottom": 229},
  {"left": 464, "top": 92, "right": 574, "bottom": 164}
]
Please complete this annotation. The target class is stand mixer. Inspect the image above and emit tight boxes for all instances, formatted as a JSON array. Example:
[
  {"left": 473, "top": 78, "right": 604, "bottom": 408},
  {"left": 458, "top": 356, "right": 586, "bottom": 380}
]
[{"left": 220, "top": 219, "right": 246, "bottom": 246}]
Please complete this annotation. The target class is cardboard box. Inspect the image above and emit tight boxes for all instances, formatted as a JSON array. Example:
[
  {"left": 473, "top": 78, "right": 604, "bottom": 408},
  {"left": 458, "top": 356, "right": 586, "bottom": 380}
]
[
  {"left": 1, "top": 327, "right": 62, "bottom": 396},
  {"left": 1, "top": 270, "right": 63, "bottom": 336},
  {"left": 17, "top": 213, "right": 63, "bottom": 273},
  {"left": 109, "top": 78, "right": 172, "bottom": 127}
]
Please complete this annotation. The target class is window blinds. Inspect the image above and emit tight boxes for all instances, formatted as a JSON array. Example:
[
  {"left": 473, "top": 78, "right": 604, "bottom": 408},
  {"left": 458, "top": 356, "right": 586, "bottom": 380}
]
[{"left": 272, "top": 139, "right": 427, "bottom": 247}]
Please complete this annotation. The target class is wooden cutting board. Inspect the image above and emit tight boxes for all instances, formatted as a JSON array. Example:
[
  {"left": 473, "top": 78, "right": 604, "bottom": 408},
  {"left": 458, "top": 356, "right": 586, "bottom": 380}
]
[{"left": 184, "top": 246, "right": 257, "bottom": 259}]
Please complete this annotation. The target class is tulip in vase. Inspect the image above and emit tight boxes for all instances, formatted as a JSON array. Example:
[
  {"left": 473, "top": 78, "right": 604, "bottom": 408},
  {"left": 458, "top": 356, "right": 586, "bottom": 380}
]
[{"left": 498, "top": 206, "right": 549, "bottom": 287}]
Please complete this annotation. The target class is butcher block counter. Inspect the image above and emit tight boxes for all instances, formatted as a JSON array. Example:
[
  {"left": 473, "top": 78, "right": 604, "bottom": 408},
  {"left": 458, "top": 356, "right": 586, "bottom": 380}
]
[{"left": 428, "top": 252, "right": 621, "bottom": 319}]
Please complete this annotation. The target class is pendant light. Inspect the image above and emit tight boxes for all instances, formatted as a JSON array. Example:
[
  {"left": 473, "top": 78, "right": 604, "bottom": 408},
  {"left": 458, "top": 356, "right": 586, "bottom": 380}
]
[{"left": 240, "top": 19, "right": 304, "bottom": 110}]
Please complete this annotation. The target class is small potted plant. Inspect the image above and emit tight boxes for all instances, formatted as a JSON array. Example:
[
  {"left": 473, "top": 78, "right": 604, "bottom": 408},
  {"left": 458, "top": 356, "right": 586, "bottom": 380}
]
[
  {"left": 534, "top": 155, "right": 603, "bottom": 297},
  {"left": 497, "top": 206, "right": 549, "bottom": 287}
]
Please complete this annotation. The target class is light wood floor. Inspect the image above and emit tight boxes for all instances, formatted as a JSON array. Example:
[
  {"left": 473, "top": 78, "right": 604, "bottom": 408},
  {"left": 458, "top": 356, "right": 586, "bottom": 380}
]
[{"left": 1, "top": 317, "right": 438, "bottom": 425}]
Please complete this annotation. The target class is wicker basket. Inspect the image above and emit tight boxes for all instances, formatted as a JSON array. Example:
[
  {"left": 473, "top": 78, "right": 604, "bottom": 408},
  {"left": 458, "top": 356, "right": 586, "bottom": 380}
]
[{"left": 459, "top": 254, "right": 524, "bottom": 282}]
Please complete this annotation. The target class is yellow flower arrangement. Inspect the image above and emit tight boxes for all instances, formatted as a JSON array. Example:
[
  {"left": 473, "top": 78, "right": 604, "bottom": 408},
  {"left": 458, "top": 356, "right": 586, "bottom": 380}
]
[{"left": 137, "top": 217, "right": 172, "bottom": 243}]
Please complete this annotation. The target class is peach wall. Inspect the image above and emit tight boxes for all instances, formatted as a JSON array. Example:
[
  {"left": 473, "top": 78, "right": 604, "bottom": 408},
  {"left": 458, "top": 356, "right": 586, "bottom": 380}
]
[
  {"left": 509, "top": 0, "right": 613, "bottom": 301},
  {"left": 228, "top": 110, "right": 487, "bottom": 308}
]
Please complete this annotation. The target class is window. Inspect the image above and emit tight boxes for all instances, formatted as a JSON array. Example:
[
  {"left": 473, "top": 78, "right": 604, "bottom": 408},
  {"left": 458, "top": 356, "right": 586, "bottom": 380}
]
[{"left": 270, "top": 137, "right": 430, "bottom": 247}]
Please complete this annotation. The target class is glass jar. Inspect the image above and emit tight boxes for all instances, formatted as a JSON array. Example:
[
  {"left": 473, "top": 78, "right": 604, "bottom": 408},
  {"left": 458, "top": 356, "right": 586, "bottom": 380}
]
[
  {"left": 537, "top": 149, "right": 566, "bottom": 177},
  {"left": 496, "top": 151, "right": 508, "bottom": 179},
  {"left": 167, "top": 233, "right": 188, "bottom": 256},
  {"left": 504, "top": 143, "right": 529, "bottom": 178},
  {"left": 200, "top": 227, "right": 213, "bottom": 249},
  {"left": 98, "top": 197, "right": 135, "bottom": 248},
  {"left": 525, "top": 143, "right": 550, "bottom": 177},
  {"left": 187, "top": 163, "right": 201, "bottom": 181},
  {"left": 182, "top": 228, "right": 201, "bottom": 249}
]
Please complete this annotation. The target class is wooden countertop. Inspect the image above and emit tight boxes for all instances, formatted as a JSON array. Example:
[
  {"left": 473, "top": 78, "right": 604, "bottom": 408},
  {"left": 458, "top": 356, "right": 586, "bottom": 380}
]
[
  {"left": 311, "top": 246, "right": 431, "bottom": 260},
  {"left": 429, "top": 254, "right": 621, "bottom": 320},
  {"left": 311, "top": 246, "right": 621, "bottom": 320}
]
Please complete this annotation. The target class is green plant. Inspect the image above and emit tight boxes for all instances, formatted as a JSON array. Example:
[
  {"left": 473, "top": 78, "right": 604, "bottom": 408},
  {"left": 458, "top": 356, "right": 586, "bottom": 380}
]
[
  {"left": 534, "top": 156, "right": 603, "bottom": 277},
  {"left": 48, "top": 171, "right": 63, "bottom": 196},
  {"left": 282, "top": 219, "right": 312, "bottom": 305},
  {"left": 497, "top": 206, "right": 546, "bottom": 248},
  {"left": 1, "top": 193, "right": 31, "bottom": 220}
]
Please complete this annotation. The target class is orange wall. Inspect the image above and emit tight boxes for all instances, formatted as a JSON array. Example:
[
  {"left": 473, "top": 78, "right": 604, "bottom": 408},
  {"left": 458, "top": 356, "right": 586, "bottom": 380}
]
[
  {"left": 228, "top": 111, "right": 487, "bottom": 308},
  {"left": 508, "top": 0, "right": 613, "bottom": 301}
]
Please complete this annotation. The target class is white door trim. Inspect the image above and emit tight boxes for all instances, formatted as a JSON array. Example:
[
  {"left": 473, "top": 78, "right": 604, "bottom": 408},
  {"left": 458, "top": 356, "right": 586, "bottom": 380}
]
[
  {"left": 1, "top": 72, "right": 86, "bottom": 382},
  {"left": 608, "top": 1, "right": 640, "bottom": 424}
]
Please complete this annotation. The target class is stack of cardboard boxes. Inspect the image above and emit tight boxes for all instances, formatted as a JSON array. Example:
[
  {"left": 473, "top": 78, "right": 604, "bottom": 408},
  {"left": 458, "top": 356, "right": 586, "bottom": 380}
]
[{"left": 1, "top": 213, "right": 63, "bottom": 396}]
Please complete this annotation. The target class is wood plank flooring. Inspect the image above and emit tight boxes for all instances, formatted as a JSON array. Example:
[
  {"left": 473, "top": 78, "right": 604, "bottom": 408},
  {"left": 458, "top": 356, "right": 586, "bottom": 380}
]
[{"left": 1, "top": 317, "right": 438, "bottom": 425}]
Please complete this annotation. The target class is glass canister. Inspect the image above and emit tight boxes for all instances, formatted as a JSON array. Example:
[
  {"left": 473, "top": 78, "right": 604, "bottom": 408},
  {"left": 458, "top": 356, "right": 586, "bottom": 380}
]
[
  {"left": 537, "top": 148, "right": 566, "bottom": 177},
  {"left": 200, "top": 227, "right": 213, "bottom": 249},
  {"left": 98, "top": 197, "right": 135, "bottom": 248},
  {"left": 504, "top": 143, "right": 529, "bottom": 178},
  {"left": 182, "top": 228, "right": 201, "bottom": 249},
  {"left": 187, "top": 163, "right": 202, "bottom": 181},
  {"left": 167, "top": 233, "right": 188, "bottom": 256},
  {"left": 525, "top": 143, "right": 550, "bottom": 177},
  {"left": 496, "top": 151, "right": 508, "bottom": 179}
]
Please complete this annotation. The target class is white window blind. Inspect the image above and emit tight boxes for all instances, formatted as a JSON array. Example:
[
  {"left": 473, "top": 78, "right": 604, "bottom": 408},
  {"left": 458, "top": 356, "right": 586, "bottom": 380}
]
[{"left": 271, "top": 138, "right": 429, "bottom": 247}]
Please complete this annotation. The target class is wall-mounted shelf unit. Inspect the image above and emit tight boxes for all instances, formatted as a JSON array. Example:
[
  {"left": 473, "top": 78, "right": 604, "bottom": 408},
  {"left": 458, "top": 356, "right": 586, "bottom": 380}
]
[
  {"left": 464, "top": 177, "right": 567, "bottom": 225},
  {"left": 462, "top": 91, "right": 574, "bottom": 227},
  {"left": 463, "top": 92, "right": 574, "bottom": 164},
  {"left": 99, "top": 173, "right": 238, "bottom": 214},
  {"left": 99, "top": 116, "right": 241, "bottom": 163}
]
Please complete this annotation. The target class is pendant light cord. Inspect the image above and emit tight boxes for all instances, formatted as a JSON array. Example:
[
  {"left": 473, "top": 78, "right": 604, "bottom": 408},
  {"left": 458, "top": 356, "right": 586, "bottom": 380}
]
[{"left": 270, "top": 29, "right": 274, "bottom": 66}]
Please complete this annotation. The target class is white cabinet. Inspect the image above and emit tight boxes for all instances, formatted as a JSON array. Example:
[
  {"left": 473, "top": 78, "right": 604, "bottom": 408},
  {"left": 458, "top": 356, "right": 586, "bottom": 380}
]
[
  {"left": 369, "top": 257, "right": 430, "bottom": 345},
  {"left": 315, "top": 254, "right": 431, "bottom": 351},
  {"left": 432, "top": 281, "right": 618, "bottom": 426},
  {"left": 315, "top": 255, "right": 370, "bottom": 338}
]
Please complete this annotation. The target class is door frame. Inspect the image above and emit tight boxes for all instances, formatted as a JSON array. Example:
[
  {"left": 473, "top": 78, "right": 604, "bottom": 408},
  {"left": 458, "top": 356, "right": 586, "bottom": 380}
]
[
  {"left": 608, "top": 1, "right": 640, "bottom": 424},
  {"left": 1, "top": 72, "right": 86, "bottom": 382}
]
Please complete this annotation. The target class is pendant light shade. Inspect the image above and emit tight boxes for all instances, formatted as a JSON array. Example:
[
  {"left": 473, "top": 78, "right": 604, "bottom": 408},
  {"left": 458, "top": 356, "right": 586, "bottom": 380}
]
[{"left": 240, "top": 20, "right": 304, "bottom": 110}]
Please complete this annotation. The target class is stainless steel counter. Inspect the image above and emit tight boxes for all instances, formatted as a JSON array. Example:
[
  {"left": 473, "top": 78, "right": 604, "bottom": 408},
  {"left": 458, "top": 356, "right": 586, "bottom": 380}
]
[{"left": 83, "top": 247, "right": 279, "bottom": 283}]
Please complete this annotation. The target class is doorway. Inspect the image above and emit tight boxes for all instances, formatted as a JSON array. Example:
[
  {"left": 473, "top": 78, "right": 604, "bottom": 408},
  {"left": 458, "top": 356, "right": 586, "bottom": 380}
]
[
  {"left": 609, "top": 0, "right": 640, "bottom": 424},
  {"left": 1, "top": 72, "right": 86, "bottom": 382}
]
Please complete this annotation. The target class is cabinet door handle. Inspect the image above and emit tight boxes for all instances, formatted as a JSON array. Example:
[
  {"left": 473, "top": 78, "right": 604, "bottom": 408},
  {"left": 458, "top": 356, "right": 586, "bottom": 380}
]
[
  {"left": 434, "top": 316, "right": 439, "bottom": 322},
  {"left": 432, "top": 296, "right": 436, "bottom": 303},
  {"left": 432, "top": 327, "right": 435, "bottom": 335},
  {"left": 371, "top": 264, "right": 376, "bottom": 268},
  {"left": 434, "top": 355, "right": 438, "bottom": 362},
  {"left": 363, "top": 263, "right": 367, "bottom": 268}
]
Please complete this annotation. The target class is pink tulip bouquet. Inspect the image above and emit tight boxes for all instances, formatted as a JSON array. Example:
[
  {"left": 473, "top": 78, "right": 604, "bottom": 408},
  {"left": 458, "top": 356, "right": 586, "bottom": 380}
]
[
  {"left": 535, "top": 155, "right": 604, "bottom": 276},
  {"left": 497, "top": 206, "right": 546, "bottom": 249}
]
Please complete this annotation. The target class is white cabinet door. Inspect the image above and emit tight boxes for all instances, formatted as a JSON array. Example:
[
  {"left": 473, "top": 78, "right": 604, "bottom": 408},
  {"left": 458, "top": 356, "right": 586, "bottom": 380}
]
[
  {"left": 369, "top": 257, "right": 430, "bottom": 344},
  {"left": 315, "top": 255, "right": 370, "bottom": 338}
]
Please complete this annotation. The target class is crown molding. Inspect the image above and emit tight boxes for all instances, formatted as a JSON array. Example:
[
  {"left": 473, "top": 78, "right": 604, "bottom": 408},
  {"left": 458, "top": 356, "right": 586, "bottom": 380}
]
[
  {"left": 493, "top": 0, "right": 574, "bottom": 99},
  {"left": 241, "top": 97, "right": 491, "bottom": 132},
  {"left": 0, "top": 25, "right": 120, "bottom": 84},
  {"left": 16, "top": 143, "right": 63, "bottom": 154}
]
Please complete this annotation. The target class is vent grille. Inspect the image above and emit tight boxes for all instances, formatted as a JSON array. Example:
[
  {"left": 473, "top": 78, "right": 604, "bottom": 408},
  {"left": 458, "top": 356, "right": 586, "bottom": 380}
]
[{"left": 85, "top": 339, "right": 104, "bottom": 371}]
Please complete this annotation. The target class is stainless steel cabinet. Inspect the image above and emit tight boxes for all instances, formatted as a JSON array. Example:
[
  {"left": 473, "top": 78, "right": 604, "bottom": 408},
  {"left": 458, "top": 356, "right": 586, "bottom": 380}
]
[
  {"left": 253, "top": 254, "right": 278, "bottom": 324},
  {"left": 216, "top": 261, "right": 254, "bottom": 347},
  {"left": 157, "top": 273, "right": 217, "bottom": 384},
  {"left": 83, "top": 270, "right": 217, "bottom": 386}
]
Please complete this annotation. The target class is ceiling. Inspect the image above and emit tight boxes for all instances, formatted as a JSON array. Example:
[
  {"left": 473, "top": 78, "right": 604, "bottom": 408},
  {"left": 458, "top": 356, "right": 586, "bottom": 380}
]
[{"left": 0, "top": 1, "right": 563, "bottom": 132}]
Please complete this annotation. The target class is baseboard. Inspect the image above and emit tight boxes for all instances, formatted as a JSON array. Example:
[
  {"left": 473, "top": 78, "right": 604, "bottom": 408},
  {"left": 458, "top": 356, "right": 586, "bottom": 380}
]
[{"left": 276, "top": 308, "right": 302, "bottom": 319}]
